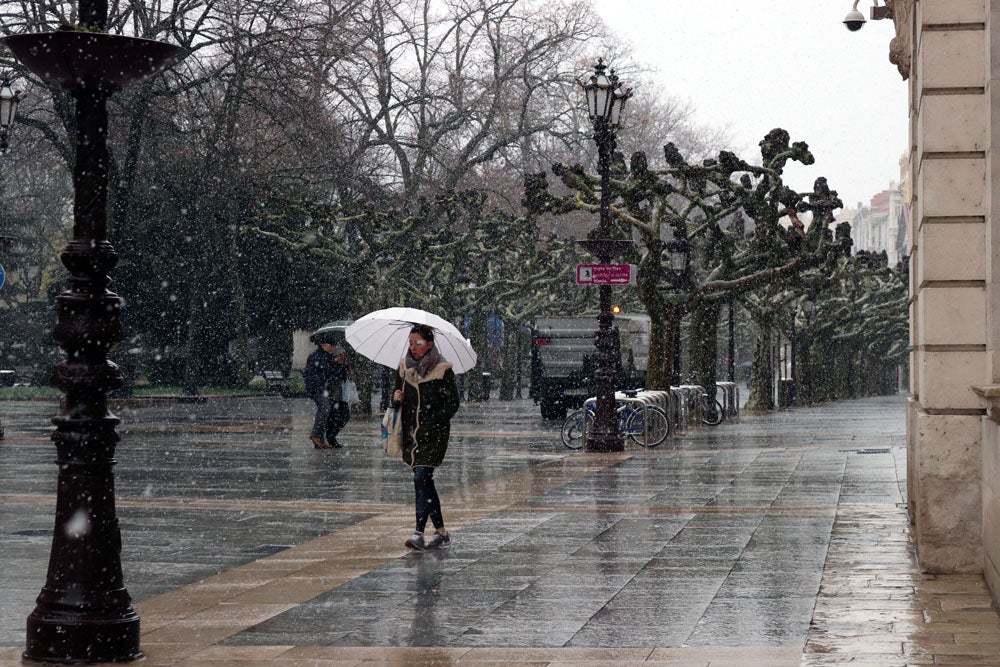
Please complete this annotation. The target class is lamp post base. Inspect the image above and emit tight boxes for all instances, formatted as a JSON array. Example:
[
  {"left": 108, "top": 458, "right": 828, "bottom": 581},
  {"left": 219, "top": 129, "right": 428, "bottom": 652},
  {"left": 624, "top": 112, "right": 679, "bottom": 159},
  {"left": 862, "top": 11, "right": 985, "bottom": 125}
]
[
  {"left": 585, "top": 430, "right": 624, "bottom": 452},
  {"left": 24, "top": 612, "right": 142, "bottom": 664}
]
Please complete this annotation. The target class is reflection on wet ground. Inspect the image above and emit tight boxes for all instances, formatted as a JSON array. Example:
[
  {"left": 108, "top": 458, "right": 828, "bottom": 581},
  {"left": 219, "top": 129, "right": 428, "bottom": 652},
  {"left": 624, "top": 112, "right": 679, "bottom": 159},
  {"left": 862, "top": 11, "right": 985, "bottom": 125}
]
[{"left": 1, "top": 393, "right": 998, "bottom": 665}]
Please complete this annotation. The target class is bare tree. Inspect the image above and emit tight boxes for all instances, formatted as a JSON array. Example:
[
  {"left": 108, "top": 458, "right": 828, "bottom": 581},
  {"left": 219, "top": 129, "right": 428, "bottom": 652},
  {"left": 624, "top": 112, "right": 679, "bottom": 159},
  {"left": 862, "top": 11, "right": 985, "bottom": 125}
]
[
  {"left": 326, "top": 0, "right": 610, "bottom": 204},
  {"left": 528, "top": 128, "right": 849, "bottom": 391}
]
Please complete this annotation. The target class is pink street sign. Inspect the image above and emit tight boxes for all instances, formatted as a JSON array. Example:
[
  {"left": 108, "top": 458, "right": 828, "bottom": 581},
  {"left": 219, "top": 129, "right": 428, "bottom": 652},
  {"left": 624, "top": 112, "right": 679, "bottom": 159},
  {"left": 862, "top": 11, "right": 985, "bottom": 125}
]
[{"left": 575, "top": 263, "right": 636, "bottom": 285}]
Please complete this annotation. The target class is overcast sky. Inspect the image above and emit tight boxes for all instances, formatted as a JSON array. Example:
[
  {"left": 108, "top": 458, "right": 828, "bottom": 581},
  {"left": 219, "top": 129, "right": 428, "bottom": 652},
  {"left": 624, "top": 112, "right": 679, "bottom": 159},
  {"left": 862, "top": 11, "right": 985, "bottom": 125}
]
[{"left": 590, "top": 0, "right": 909, "bottom": 210}]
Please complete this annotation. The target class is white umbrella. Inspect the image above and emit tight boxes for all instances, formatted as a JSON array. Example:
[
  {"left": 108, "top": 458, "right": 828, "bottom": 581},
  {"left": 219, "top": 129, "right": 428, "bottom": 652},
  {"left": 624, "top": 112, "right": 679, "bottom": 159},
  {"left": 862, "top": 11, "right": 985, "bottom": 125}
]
[{"left": 344, "top": 307, "right": 478, "bottom": 374}]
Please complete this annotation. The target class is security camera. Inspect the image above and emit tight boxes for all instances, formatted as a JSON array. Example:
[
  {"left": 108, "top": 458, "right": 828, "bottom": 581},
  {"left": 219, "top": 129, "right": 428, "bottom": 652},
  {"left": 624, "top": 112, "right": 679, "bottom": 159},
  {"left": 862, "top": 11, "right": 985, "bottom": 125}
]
[{"left": 843, "top": 7, "right": 866, "bottom": 31}]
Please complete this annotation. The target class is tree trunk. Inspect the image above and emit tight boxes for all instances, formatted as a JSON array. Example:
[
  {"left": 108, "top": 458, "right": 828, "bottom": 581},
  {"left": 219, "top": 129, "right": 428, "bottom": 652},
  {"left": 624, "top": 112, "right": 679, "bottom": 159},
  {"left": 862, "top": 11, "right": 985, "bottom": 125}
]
[
  {"left": 746, "top": 321, "right": 774, "bottom": 411},
  {"left": 645, "top": 306, "right": 670, "bottom": 389},
  {"left": 689, "top": 301, "right": 721, "bottom": 398},
  {"left": 635, "top": 246, "right": 673, "bottom": 390},
  {"left": 466, "top": 312, "right": 490, "bottom": 401},
  {"left": 498, "top": 321, "right": 518, "bottom": 400},
  {"left": 182, "top": 279, "right": 203, "bottom": 395},
  {"left": 223, "top": 214, "right": 251, "bottom": 387},
  {"left": 354, "top": 355, "right": 375, "bottom": 416}
]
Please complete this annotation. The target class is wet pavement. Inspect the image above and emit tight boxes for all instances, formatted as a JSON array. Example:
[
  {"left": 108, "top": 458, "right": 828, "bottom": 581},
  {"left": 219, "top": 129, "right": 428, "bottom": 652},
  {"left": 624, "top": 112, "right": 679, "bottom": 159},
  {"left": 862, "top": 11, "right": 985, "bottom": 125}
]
[{"left": 1, "top": 393, "right": 999, "bottom": 665}]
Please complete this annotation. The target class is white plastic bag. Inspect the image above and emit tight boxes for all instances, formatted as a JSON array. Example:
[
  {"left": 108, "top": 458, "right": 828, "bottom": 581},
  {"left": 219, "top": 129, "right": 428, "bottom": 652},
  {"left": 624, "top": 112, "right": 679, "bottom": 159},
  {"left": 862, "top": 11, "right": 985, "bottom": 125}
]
[
  {"left": 381, "top": 406, "right": 403, "bottom": 458},
  {"left": 342, "top": 379, "right": 360, "bottom": 405}
]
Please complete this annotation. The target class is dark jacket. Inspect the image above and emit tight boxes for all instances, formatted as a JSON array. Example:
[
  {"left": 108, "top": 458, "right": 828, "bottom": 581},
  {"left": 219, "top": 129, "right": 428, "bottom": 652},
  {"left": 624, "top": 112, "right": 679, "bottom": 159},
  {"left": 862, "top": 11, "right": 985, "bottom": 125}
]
[
  {"left": 395, "top": 360, "right": 460, "bottom": 467},
  {"left": 303, "top": 347, "right": 347, "bottom": 396}
]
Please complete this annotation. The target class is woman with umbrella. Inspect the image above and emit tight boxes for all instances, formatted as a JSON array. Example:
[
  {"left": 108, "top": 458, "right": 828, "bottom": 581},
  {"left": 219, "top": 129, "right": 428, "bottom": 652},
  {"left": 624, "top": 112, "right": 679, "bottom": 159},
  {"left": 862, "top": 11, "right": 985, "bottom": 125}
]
[
  {"left": 346, "top": 308, "right": 474, "bottom": 550},
  {"left": 392, "top": 324, "right": 460, "bottom": 550},
  {"left": 303, "top": 333, "right": 351, "bottom": 449}
]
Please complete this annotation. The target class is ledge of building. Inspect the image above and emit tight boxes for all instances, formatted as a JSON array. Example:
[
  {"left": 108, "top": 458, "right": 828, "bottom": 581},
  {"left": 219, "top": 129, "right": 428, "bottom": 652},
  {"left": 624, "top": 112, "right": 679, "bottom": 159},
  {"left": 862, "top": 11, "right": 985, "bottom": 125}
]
[{"left": 971, "top": 385, "right": 1000, "bottom": 422}]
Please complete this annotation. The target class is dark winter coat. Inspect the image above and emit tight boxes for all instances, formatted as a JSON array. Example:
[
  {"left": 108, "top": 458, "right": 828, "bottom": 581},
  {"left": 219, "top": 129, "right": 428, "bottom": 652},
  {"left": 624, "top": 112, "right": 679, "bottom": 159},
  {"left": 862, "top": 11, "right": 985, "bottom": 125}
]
[
  {"left": 395, "top": 360, "right": 460, "bottom": 468},
  {"left": 303, "top": 347, "right": 347, "bottom": 396}
]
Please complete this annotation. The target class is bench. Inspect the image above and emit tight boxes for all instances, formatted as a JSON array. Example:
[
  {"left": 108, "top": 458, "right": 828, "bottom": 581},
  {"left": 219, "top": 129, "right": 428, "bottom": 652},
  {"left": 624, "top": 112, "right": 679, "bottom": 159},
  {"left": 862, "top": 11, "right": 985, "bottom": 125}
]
[
  {"left": 262, "top": 370, "right": 288, "bottom": 393},
  {"left": 14, "top": 365, "right": 35, "bottom": 386}
]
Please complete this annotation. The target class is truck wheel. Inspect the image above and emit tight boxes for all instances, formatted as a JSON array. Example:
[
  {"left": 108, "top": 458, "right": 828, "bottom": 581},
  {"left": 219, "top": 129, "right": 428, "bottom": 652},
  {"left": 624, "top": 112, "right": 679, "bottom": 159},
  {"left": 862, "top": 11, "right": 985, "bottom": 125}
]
[{"left": 540, "top": 400, "right": 566, "bottom": 421}]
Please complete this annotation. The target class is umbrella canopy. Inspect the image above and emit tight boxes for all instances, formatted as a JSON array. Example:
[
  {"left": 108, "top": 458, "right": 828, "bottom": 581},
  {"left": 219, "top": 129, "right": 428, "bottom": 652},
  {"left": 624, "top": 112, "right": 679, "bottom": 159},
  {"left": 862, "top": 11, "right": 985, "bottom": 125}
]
[
  {"left": 345, "top": 307, "right": 478, "bottom": 374},
  {"left": 311, "top": 320, "right": 353, "bottom": 345}
]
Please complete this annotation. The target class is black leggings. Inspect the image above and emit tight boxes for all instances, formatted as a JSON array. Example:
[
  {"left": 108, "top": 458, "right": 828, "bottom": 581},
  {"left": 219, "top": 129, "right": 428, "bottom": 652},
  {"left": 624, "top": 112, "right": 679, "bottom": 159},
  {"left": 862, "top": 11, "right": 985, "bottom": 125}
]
[{"left": 413, "top": 466, "right": 443, "bottom": 532}]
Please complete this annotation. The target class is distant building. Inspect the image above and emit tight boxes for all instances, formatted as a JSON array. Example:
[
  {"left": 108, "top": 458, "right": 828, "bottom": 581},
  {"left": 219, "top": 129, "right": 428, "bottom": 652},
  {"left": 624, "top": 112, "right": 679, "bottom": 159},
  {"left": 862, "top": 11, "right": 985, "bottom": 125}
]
[{"left": 836, "top": 155, "right": 911, "bottom": 267}]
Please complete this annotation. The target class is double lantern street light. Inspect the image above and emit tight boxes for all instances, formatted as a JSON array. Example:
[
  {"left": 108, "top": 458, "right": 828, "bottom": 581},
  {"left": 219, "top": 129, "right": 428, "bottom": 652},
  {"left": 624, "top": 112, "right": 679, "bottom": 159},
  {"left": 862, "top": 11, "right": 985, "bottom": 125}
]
[{"left": 578, "top": 59, "right": 631, "bottom": 452}]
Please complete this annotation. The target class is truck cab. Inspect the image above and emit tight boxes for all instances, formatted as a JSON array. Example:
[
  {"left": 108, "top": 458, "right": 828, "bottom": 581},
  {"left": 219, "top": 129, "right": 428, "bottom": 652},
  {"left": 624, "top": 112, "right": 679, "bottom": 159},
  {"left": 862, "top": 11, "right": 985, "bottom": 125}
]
[{"left": 530, "top": 314, "right": 649, "bottom": 420}]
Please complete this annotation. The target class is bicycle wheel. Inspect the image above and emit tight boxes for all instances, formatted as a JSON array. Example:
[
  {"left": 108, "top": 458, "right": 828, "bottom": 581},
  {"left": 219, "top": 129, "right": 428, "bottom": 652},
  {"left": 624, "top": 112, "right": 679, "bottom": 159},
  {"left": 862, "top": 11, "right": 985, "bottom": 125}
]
[
  {"left": 561, "top": 409, "right": 593, "bottom": 450},
  {"left": 626, "top": 405, "right": 669, "bottom": 447},
  {"left": 701, "top": 398, "right": 724, "bottom": 426}
]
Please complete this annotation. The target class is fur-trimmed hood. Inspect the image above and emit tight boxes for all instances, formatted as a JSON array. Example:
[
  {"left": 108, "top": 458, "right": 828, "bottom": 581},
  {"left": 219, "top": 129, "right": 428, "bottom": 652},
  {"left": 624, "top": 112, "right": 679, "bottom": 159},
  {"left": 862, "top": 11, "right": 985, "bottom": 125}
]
[{"left": 401, "top": 360, "right": 454, "bottom": 386}]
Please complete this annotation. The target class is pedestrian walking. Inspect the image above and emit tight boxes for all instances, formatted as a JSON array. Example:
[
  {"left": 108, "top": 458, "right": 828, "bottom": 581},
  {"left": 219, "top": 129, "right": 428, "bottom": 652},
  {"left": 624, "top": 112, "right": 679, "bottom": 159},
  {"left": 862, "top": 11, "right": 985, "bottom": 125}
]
[
  {"left": 304, "top": 339, "right": 351, "bottom": 449},
  {"left": 393, "top": 324, "right": 460, "bottom": 550}
]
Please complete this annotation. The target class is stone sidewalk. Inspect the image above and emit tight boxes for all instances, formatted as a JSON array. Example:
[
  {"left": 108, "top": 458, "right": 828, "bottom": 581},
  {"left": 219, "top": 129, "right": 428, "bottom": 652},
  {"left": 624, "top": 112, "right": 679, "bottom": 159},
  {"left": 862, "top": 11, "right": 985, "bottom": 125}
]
[{"left": 0, "top": 394, "right": 999, "bottom": 665}]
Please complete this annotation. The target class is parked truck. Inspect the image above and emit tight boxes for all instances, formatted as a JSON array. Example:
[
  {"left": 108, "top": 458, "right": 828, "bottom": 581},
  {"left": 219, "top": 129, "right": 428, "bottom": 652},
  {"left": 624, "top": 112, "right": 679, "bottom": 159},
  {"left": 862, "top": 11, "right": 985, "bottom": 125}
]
[{"left": 529, "top": 314, "right": 650, "bottom": 420}]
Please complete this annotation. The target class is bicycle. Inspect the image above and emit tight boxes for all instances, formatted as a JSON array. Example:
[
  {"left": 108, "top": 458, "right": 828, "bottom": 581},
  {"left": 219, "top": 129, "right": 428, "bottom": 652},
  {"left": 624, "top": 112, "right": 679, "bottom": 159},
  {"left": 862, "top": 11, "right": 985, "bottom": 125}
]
[
  {"left": 679, "top": 377, "right": 725, "bottom": 427},
  {"left": 700, "top": 394, "right": 724, "bottom": 426},
  {"left": 561, "top": 400, "right": 670, "bottom": 450}
]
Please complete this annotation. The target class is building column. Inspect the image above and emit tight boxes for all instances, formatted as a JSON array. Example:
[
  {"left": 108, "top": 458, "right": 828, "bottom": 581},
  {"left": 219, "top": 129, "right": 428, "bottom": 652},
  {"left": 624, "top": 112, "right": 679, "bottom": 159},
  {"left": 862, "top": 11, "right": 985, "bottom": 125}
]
[{"left": 909, "top": 0, "right": 987, "bottom": 573}]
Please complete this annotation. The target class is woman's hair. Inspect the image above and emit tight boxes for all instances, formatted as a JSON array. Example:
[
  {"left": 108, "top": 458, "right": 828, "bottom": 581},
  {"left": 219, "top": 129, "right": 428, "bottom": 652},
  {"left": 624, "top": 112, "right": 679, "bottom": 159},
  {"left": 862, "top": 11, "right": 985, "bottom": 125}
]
[{"left": 410, "top": 324, "right": 435, "bottom": 342}]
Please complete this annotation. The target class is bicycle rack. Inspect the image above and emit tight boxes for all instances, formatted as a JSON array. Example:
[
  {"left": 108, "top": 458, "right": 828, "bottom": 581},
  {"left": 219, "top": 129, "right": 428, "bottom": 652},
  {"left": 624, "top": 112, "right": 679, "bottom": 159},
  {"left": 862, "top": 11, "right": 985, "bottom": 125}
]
[
  {"left": 675, "top": 385, "right": 706, "bottom": 425},
  {"left": 715, "top": 382, "right": 739, "bottom": 419},
  {"left": 580, "top": 390, "right": 668, "bottom": 444}
]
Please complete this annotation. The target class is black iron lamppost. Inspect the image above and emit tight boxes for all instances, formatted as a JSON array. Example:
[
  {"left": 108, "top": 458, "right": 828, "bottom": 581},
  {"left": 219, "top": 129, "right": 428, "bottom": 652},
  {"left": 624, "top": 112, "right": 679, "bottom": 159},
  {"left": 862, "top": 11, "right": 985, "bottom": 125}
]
[
  {"left": 0, "top": 77, "right": 20, "bottom": 438},
  {"left": 799, "top": 297, "right": 815, "bottom": 404},
  {"left": 727, "top": 297, "right": 736, "bottom": 383},
  {"left": 579, "top": 59, "right": 631, "bottom": 452},
  {"left": 0, "top": 234, "right": 13, "bottom": 438},
  {"left": 665, "top": 238, "right": 689, "bottom": 387},
  {"left": 5, "top": 4, "right": 182, "bottom": 663}
]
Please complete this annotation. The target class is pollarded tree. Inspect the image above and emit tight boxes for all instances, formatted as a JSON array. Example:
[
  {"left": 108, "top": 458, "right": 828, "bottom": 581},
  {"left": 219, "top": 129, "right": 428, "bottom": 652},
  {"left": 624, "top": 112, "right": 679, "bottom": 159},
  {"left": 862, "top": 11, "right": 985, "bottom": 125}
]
[
  {"left": 244, "top": 188, "right": 588, "bottom": 400},
  {"left": 527, "top": 128, "right": 848, "bottom": 394},
  {"left": 798, "top": 250, "right": 908, "bottom": 403},
  {"left": 740, "top": 246, "right": 908, "bottom": 410}
]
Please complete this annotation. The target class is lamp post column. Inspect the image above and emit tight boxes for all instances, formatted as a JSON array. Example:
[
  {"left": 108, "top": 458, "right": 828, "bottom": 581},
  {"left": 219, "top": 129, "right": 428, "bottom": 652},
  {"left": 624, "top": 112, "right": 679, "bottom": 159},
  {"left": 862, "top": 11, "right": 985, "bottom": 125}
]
[
  {"left": 24, "top": 81, "right": 143, "bottom": 666},
  {"left": 0, "top": 235, "right": 11, "bottom": 440},
  {"left": 585, "top": 117, "right": 622, "bottom": 452},
  {"left": 800, "top": 300, "right": 814, "bottom": 405},
  {"left": 665, "top": 239, "right": 689, "bottom": 389},
  {"left": 0, "top": 73, "right": 23, "bottom": 441},
  {"left": 579, "top": 58, "right": 630, "bottom": 453},
  {"left": 727, "top": 298, "right": 736, "bottom": 382},
  {"left": 4, "top": 3, "right": 182, "bottom": 660}
]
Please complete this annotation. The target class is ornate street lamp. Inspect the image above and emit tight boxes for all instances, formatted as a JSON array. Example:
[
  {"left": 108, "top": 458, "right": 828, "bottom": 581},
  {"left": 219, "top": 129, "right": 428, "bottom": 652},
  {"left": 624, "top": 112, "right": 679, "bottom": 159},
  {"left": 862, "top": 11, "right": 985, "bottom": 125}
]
[
  {"left": 0, "top": 234, "right": 12, "bottom": 439},
  {"left": 727, "top": 296, "right": 736, "bottom": 383},
  {"left": 0, "top": 72, "right": 24, "bottom": 154},
  {"left": 666, "top": 238, "right": 690, "bottom": 278},
  {"left": 0, "top": 75, "right": 18, "bottom": 440},
  {"left": 665, "top": 238, "right": 690, "bottom": 387},
  {"left": 4, "top": 2, "right": 183, "bottom": 662},
  {"left": 578, "top": 59, "right": 632, "bottom": 452},
  {"left": 799, "top": 297, "right": 815, "bottom": 404}
]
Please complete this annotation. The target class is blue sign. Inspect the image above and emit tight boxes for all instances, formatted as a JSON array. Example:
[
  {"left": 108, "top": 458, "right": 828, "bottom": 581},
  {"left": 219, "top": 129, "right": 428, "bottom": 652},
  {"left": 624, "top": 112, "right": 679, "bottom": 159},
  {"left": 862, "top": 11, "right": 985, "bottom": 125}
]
[{"left": 0, "top": 263, "right": 5, "bottom": 290}]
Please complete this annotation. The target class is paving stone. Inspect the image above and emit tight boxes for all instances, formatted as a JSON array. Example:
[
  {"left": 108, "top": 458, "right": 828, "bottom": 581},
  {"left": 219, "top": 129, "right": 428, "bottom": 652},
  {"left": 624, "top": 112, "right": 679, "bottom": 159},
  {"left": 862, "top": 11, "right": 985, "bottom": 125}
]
[{"left": 1, "top": 394, "right": 999, "bottom": 665}]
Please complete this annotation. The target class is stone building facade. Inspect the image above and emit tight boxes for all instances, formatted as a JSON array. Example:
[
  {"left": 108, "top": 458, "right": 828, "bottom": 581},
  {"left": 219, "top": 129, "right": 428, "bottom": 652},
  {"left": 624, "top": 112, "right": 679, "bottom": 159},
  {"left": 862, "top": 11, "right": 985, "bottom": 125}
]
[{"left": 899, "top": 0, "right": 1000, "bottom": 602}]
